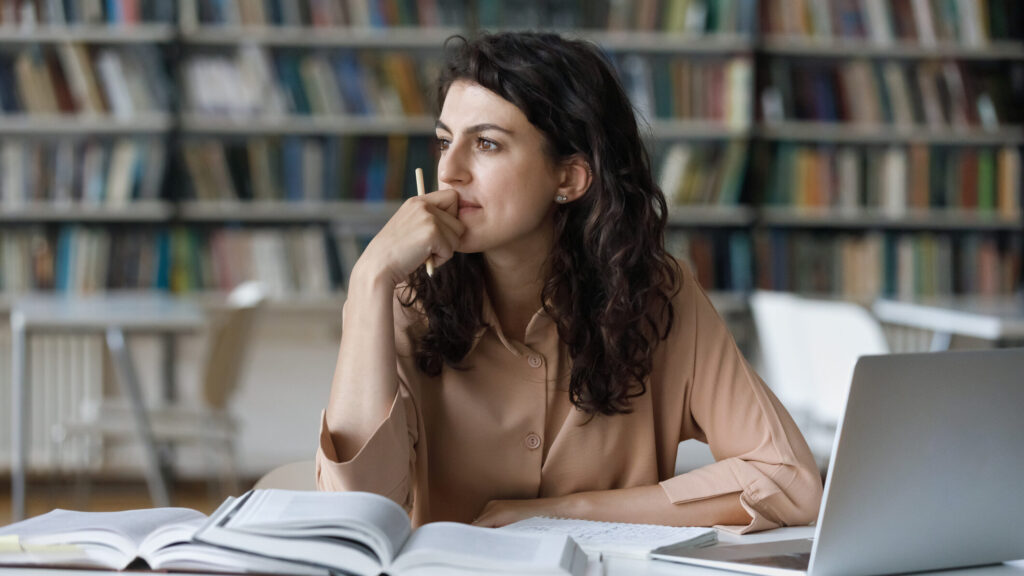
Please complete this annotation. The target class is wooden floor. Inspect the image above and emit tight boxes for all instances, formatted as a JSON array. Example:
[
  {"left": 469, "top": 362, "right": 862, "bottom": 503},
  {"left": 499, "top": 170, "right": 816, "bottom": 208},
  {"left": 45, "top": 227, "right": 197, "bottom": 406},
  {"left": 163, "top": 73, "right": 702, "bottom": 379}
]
[{"left": 0, "top": 477, "right": 257, "bottom": 522}]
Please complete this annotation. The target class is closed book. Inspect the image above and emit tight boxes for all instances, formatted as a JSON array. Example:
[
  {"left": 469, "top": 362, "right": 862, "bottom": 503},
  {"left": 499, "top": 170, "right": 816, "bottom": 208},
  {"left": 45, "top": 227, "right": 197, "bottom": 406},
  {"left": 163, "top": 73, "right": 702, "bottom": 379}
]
[
  {"left": 997, "top": 146, "right": 1021, "bottom": 217},
  {"left": 54, "top": 44, "right": 105, "bottom": 114},
  {"left": 976, "top": 148, "right": 995, "bottom": 212}
]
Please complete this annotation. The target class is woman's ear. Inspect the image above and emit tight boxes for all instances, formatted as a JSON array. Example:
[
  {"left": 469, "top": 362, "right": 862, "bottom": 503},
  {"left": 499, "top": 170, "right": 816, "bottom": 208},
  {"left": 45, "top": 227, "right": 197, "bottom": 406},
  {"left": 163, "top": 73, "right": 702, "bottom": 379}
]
[{"left": 554, "top": 155, "right": 593, "bottom": 205}]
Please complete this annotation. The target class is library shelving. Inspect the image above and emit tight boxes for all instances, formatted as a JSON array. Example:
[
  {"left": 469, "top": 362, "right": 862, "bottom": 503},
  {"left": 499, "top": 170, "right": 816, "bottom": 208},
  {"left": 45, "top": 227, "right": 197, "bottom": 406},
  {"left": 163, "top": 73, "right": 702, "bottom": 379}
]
[
  {"left": 751, "top": 0, "right": 1023, "bottom": 299},
  {"left": 2, "top": 0, "right": 1020, "bottom": 305},
  {"left": 167, "top": 0, "right": 760, "bottom": 296}
]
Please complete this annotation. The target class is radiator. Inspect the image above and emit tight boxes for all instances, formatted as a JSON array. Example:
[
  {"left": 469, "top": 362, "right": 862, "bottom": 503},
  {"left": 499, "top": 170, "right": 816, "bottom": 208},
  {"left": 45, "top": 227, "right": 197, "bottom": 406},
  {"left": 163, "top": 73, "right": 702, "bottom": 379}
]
[{"left": 0, "top": 326, "right": 103, "bottom": 473}]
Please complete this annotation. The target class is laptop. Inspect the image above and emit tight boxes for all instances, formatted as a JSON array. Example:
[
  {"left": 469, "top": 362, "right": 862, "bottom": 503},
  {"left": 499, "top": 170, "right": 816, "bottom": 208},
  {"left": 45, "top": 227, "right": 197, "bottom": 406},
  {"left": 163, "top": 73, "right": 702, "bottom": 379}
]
[{"left": 653, "top": 348, "right": 1024, "bottom": 576}]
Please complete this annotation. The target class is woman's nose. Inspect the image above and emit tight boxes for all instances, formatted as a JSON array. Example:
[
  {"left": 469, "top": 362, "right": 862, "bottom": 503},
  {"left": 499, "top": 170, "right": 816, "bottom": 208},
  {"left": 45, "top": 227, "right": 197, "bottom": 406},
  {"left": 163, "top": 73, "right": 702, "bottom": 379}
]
[{"left": 438, "top": 142, "right": 470, "bottom": 186}]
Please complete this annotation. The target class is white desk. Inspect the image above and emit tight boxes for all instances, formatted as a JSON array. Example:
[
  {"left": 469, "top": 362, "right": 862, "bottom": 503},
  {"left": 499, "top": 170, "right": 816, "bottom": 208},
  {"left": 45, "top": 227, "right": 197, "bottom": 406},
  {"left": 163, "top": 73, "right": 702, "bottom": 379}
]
[
  {"left": 873, "top": 295, "right": 1024, "bottom": 351},
  {"left": 9, "top": 294, "right": 205, "bottom": 522}
]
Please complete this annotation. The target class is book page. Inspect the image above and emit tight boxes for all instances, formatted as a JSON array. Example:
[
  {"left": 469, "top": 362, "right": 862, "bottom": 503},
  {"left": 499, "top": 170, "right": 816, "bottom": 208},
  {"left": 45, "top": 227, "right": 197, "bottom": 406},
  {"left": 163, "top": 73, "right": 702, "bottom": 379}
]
[
  {"left": 219, "top": 490, "right": 411, "bottom": 565},
  {"left": 0, "top": 507, "right": 205, "bottom": 570},
  {"left": 499, "top": 516, "right": 717, "bottom": 559},
  {"left": 392, "top": 522, "right": 581, "bottom": 575},
  {"left": 139, "top": 518, "right": 328, "bottom": 575}
]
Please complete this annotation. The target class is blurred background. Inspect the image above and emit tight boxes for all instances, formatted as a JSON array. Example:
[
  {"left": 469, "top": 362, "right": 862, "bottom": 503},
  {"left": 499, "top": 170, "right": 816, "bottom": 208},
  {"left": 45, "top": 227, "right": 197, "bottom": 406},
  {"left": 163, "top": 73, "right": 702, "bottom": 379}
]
[{"left": 0, "top": 0, "right": 1021, "bottom": 519}]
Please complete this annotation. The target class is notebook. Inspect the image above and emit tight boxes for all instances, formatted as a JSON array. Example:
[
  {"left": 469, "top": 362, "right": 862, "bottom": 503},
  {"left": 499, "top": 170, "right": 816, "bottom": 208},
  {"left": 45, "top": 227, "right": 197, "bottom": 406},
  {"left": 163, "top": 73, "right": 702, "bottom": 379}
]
[{"left": 500, "top": 516, "right": 716, "bottom": 559}]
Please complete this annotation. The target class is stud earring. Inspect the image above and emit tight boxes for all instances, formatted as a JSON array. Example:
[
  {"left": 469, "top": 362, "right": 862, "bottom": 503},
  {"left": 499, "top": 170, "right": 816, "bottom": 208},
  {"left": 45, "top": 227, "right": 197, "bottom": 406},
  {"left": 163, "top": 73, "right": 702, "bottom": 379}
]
[{"left": 556, "top": 194, "right": 568, "bottom": 203}]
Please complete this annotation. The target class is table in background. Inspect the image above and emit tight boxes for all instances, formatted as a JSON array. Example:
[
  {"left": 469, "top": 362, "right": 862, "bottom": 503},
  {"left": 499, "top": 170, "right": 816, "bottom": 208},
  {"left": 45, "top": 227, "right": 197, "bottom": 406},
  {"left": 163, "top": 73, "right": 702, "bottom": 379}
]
[
  {"left": 873, "top": 295, "right": 1024, "bottom": 351},
  {"left": 9, "top": 294, "right": 205, "bottom": 522}
]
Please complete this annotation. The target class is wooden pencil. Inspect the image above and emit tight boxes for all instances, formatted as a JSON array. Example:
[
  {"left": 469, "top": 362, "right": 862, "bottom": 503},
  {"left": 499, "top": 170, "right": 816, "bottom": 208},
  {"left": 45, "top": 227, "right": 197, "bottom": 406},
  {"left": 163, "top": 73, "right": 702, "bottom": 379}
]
[{"left": 415, "top": 168, "right": 435, "bottom": 277}]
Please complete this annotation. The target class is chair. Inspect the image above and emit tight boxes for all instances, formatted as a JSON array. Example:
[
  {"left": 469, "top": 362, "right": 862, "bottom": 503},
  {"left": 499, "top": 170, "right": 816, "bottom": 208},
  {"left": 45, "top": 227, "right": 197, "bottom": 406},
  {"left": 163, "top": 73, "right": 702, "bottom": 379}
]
[
  {"left": 54, "top": 281, "right": 267, "bottom": 502},
  {"left": 254, "top": 460, "right": 316, "bottom": 491},
  {"left": 749, "top": 291, "right": 890, "bottom": 469}
]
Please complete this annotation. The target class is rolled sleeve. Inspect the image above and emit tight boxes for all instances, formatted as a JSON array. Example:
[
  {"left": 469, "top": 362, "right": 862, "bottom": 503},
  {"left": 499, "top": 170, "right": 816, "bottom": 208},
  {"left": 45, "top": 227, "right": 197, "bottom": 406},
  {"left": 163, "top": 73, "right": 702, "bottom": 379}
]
[
  {"left": 660, "top": 455, "right": 820, "bottom": 533},
  {"left": 666, "top": 263, "right": 822, "bottom": 533},
  {"left": 315, "top": 389, "right": 414, "bottom": 511}
]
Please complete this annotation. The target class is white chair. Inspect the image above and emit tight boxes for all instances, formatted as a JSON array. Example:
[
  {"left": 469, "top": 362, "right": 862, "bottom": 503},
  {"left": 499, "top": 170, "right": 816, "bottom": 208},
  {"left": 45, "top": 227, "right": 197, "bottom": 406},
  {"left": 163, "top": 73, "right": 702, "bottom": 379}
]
[
  {"left": 749, "top": 291, "right": 890, "bottom": 469},
  {"left": 55, "top": 281, "right": 267, "bottom": 502},
  {"left": 254, "top": 460, "right": 316, "bottom": 491}
]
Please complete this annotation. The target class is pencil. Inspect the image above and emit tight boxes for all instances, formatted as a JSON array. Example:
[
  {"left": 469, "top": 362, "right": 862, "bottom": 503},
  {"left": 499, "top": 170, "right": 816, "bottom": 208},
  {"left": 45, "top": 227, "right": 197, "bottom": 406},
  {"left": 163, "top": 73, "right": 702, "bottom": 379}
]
[{"left": 415, "top": 168, "right": 435, "bottom": 277}]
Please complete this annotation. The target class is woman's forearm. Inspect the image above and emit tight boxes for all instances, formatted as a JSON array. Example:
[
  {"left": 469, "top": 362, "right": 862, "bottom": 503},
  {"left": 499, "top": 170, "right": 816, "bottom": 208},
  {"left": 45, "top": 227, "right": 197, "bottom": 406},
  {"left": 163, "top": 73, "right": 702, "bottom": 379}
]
[
  {"left": 324, "top": 261, "right": 400, "bottom": 461},
  {"left": 562, "top": 485, "right": 751, "bottom": 527},
  {"left": 474, "top": 485, "right": 751, "bottom": 528}
]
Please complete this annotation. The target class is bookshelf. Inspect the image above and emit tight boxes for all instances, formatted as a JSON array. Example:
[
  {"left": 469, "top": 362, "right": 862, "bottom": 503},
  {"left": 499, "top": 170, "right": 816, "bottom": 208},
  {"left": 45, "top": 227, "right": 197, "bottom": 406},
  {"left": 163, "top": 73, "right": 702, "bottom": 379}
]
[
  {"left": 752, "top": 0, "right": 1023, "bottom": 300},
  {"left": 0, "top": 0, "right": 1020, "bottom": 305}
]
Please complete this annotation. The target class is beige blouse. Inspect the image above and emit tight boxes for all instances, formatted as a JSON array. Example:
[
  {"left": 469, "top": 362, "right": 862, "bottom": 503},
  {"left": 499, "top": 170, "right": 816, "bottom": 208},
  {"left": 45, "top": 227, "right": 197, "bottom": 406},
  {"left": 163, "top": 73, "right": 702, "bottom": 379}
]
[{"left": 316, "top": 261, "right": 822, "bottom": 533}]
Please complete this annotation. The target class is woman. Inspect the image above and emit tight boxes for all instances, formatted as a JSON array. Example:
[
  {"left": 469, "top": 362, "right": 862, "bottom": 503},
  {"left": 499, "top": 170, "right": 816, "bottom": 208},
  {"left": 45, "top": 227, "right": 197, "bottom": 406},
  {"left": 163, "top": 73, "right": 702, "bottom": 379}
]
[{"left": 317, "top": 32, "right": 822, "bottom": 533}]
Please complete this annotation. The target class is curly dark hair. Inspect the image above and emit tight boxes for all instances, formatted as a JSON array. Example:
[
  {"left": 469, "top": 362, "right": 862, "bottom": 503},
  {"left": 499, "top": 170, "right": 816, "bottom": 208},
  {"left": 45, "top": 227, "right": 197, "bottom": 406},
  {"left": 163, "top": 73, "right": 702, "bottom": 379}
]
[{"left": 400, "top": 32, "right": 681, "bottom": 415}]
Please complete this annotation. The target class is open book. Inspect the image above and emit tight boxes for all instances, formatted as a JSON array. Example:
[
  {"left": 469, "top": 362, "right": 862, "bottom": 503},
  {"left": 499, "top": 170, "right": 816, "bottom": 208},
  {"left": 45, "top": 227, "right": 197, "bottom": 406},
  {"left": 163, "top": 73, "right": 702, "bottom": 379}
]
[
  {"left": 500, "top": 516, "right": 717, "bottom": 559},
  {"left": 0, "top": 504, "right": 324, "bottom": 574},
  {"left": 194, "top": 489, "right": 587, "bottom": 576}
]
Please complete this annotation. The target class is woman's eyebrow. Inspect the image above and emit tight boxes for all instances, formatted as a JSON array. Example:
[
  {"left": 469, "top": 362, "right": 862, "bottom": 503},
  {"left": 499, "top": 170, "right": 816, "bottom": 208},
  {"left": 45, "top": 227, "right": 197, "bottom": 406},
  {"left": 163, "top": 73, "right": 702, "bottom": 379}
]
[{"left": 435, "top": 120, "right": 514, "bottom": 135}]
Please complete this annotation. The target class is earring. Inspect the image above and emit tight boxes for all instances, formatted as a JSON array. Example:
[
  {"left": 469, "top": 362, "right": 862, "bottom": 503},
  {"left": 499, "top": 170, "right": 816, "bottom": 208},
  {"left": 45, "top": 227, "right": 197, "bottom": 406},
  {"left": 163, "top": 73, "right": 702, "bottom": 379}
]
[{"left": 555, "top": 194, "right": 568, "bottom": 203}]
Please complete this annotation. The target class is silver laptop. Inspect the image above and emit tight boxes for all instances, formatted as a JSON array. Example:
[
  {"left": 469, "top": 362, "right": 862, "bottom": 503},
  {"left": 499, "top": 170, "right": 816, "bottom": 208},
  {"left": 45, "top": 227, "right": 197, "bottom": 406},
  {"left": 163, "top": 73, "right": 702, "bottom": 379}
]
[{"left": 653, "top": 348, "right": 1024, "bottom": 576}]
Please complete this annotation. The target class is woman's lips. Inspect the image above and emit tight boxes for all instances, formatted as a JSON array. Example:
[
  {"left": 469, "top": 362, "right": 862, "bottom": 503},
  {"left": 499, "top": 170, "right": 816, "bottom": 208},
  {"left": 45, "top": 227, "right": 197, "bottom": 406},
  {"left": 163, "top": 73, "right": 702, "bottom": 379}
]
[{"left": 458, "top": 201, "right": 481, "bottom": 215}]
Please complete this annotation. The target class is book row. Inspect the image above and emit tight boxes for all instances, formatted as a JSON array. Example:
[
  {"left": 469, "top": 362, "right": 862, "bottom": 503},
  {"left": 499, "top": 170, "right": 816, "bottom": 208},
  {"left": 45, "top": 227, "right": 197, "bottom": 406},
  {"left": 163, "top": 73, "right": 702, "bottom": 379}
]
[
  {"left": 0, "top": 138, "right": 166, "bottom": 205},
  {"left": 754, "top": 229, "right": 1023, "bottom": 298},
  {"left": 183, "top": 47, "right": 435, "bottom": 118},
  {"left": 183, "top": 46, "right": 752, "bottom": 127},
  {"left": 761, "top": 144, "right": 1022, "bottom": 216},
  {"left": 0, "top": 44, "right": 170, "bottom": 116},
  {"left": 656, "top": 141, "right": 749, "bottom": 205},
  {"left": 761, "top": 0, "right": 1023, "bottom": 44},
  {"left": 0, "top": 0, "right": 174, "bottom": 25},
  {"left": 182, "top": 136, "right": 437, "bottom": 202},
  {"left": 189, "top": 0, "right": 757, "bottom": 34},
  {"left": 760, "top": 59, "right": 1021, "bottom": 127},
  {"left": 666, "top": 229, "right": 754, "bottom": 292},
  {"left": 619, "top": 55, "right": 751, "bottom": 126},
  {"left": 0, "top": 225, "right": 348, "bottom": 297},
  {"left": 2, "top": 225, "right": 1020, "bottom": 298}
]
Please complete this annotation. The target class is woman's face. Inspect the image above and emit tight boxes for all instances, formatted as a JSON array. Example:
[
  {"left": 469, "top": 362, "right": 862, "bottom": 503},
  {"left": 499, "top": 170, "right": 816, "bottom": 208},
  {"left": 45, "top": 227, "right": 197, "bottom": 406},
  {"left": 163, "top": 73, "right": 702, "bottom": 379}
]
[{"left": 436, "top": 80, "right": 562, "bottom": 256}]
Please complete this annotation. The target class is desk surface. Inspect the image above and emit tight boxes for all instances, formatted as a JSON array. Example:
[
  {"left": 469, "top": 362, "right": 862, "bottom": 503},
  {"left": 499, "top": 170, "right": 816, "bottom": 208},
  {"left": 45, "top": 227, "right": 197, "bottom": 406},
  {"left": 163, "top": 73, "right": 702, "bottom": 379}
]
[
  {"left": 2, "top": 558, "right": 1022, "bottom": 576},
  {"left": 10, "top": 293, "right": 205, "bottom": 331},
  {"left": 873, "top": 295, "right": 1024, "bottom": 340}
]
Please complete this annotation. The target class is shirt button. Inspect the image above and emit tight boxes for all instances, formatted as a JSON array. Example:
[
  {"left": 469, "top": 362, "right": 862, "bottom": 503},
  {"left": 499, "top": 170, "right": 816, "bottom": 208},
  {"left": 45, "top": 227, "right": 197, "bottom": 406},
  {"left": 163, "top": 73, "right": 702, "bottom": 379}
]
[
  {"left": 527, "top": 354, "right": 543, "bottom": 368},
  {"left": 525, "top": 433, "right": 542, "bottom": 450}
]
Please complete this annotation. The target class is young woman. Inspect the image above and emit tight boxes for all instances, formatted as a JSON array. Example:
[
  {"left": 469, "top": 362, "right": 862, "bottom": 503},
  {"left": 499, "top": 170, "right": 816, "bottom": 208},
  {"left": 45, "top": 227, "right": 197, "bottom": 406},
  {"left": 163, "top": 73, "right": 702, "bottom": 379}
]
[{"left": 317, "top": 32, "right": 822, "bottom": 533}]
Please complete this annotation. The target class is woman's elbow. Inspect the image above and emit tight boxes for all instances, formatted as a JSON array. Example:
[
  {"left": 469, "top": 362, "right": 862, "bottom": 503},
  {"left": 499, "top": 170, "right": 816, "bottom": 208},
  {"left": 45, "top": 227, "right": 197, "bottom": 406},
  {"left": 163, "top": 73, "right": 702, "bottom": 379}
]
[{"left": 785, "top": 461, "right": 824, "bottom": 526}]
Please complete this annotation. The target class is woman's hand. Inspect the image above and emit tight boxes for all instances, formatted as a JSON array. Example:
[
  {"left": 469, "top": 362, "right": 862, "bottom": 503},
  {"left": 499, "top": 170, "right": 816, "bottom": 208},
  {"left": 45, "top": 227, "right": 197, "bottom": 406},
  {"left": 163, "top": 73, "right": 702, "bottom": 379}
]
[
  {"left": 472, "top": 496, "right": 577, "bottom": 528},
  {"left": 354, "top": 188, "right": 466, "bottom": 287}
]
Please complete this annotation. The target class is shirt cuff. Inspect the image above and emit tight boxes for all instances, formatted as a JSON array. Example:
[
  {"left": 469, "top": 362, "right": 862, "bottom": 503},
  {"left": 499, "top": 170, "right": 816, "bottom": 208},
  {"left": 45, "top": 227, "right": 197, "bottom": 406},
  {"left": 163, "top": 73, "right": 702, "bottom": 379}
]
[
  {"left": 659, "top": 457, "right": 794, "bottom": 534},
  {"left": 315, "top": 393, "right": 412, "bottom": 509}
]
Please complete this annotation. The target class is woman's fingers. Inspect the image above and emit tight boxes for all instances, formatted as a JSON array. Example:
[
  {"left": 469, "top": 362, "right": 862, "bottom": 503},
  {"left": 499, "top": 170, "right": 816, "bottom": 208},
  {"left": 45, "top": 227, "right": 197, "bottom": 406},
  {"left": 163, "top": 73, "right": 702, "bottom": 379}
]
[{"left": 419, "top": 187, "right": 460, "bottom": 217}]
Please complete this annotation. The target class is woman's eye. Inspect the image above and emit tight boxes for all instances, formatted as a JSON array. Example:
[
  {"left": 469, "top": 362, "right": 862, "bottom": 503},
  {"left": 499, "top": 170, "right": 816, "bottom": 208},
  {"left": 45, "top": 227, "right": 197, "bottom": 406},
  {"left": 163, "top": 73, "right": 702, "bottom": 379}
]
[
  {"left": 477, "top": 138, "right": 498, "bottom": 152},
  {"left": 436, "top": 137, "right": 450, "bottom": 150}
]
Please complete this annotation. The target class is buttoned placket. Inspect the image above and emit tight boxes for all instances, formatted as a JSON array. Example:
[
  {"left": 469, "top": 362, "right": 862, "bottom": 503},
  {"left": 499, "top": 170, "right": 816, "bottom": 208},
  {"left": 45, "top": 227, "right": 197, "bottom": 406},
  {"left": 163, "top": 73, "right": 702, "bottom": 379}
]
[{"left": 479, "top": 290, "right": 554, "bottom": 475}]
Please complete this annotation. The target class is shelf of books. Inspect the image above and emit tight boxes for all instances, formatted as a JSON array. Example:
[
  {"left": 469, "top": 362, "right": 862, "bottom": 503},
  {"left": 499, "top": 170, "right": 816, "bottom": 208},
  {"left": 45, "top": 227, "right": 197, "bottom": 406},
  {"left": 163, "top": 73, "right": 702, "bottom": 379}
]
[
  {"left": 165, "top": 0, "right": 761, "bottom": 306},
  {"left": 3, "top": 0, "right": 1018, "bottom": 308},
  {"left": 751, "top": 0, "right": 1023, "bottom": 300},
  {"left": 0, "top": 0, "right": 176, "bottom": 304}
]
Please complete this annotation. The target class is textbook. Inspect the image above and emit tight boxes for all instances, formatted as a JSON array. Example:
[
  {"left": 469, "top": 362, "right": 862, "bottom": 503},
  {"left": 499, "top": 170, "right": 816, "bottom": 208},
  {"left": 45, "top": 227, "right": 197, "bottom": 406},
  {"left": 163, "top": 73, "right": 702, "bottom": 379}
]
[
  {"left": 500, "top": 516, "right": 717, "bottom": 559},
  {"left": 0, "top": 504, "right": 323, "bottom": 574},
  {"left": 194, "top": 489, "right": 588, "bottom": 576}
]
